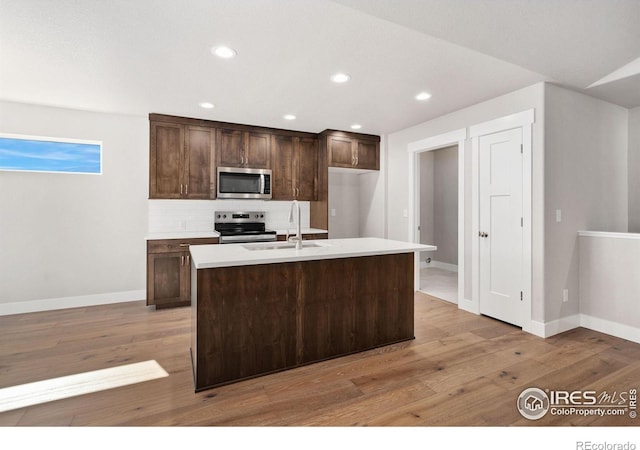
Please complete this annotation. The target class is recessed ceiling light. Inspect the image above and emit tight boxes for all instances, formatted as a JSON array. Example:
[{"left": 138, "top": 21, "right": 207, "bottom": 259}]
[
  {"left": 284, "top": 114, "right": 296, "bottom": 120},
  {"left": 330, "top": 73, "right": 351, "bottom": 83},
  {"left": 199, "top": 102, "right": 215, "bottom": 109},
  {"left": 211, "top": 46, "right": 237, "bottom": 59},
  {"left": 415, "top": 92, "right": 432, "bottom": 101},
  {"left": 350, "top": 124, "right": 362, "bottom": 130}
]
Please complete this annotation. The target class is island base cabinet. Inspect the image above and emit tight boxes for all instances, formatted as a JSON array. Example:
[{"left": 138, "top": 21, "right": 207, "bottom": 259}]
[{"left": 191, "top": 253, "right": 414, "bottom": 391}]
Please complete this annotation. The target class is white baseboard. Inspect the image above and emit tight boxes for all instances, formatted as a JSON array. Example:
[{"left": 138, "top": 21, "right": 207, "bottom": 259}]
[
  {"left": 0, "top": 290, "right": 146, "bottom": 316},
  {"left": 550, "top": 315, "right": 582, "bottom": 337},
  {"left": 420, "top": 260, "right": 459, "bottom": 272},
  {"left": 533, "top": 314, "right": 639, "bottom": 344},
  {"left": 580, "top": 314, "right": 640, "bottom": 344},
  {"left": 524, "top": 320, "right": 546, "bottom": 338},
  {"left": 458, "top": 298, "right": 479, "bottom": 315}
]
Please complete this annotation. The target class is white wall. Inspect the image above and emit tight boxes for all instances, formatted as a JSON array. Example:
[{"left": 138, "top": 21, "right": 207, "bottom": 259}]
[
  {"left": 419, "top": 151, "right": 434, "bottom": 250},
  {"left": 432, "top": 146, "right": 458, "bottom": 265},
  {"left": 629, "top": 107, "right": 640, "bottom": 232},
  {"left": 0, "top": 101, "right": 148, "bottom": 314},
  {"left": 358, "top": 166, "right": 385, "bottom": 238},
  {"left": 579, "top": 233, "right": 640, "bottom": 343},
  {"left": 328, "top": 171, "right": 360, "bottom": 238},
  {"left": 382, "top": 83, "right": 545, "bottom": 318},
  {"left": 420, "top": 146, "right": 458, "bottom": 265},
  {"left": 543, "top": 84, "right": 629, "bottom": 322}
]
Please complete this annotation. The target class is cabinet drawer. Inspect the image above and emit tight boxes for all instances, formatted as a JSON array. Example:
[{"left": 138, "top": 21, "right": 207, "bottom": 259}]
[{"left": 147, "top": 238, "right": 219, "bottom": 254}]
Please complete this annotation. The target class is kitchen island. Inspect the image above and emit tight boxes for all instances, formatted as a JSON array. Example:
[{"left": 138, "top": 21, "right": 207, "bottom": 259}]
[{"left": 189, "top": 237, "right": 435, "bottom": 392}]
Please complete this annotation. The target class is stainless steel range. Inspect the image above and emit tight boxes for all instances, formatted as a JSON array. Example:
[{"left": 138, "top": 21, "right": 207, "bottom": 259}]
[{"left": 214, "top": 211, "right": 277, "bottom": 244}]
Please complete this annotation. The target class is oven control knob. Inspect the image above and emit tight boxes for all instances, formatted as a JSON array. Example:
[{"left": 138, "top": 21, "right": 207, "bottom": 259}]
[
  {"left": 223, "top": 214, "right": 227, "bottom": 219},
  {"left": 260, "top": 214, "right": 264, "bottom": 218}
]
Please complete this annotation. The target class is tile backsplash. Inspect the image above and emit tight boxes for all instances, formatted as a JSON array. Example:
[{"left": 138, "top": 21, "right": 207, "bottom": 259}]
[{"left": 148, "top": 200, "right": 310, "bottom": 233}]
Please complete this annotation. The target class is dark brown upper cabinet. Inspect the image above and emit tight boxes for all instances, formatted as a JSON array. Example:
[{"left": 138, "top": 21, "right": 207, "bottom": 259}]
[
  {"left": 149, "top": 121, "right": 215, "bottom": 199},
  {"left": 271, "top": 134, "right": 318, "bottom": 201},
  {"left": 324, "top": 130, "right": 380, "bottom": 171},
  {"left": 217, "top": 128, "right": 271, "bottom": 169}
]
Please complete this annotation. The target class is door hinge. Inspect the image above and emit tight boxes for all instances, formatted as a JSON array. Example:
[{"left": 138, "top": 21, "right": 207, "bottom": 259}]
[
  {"left": 520, "top": 144, "right": 523, "bottom": 154},
  {"left": 520, "top": 291, "right": 523, "bottom": 301},
  {"left": 521, "top": 217, "right": 523, "bottom": 227}
]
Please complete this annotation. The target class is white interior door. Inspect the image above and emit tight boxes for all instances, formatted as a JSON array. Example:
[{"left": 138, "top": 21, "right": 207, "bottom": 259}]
[{"left": 478, "top": 128, "right": 523, "bottom": 326}]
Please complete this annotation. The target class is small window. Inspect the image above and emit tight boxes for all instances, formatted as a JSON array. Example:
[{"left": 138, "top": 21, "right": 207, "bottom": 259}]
[{"left": 0, "top": 133, "right": 102, "bottom": 175}]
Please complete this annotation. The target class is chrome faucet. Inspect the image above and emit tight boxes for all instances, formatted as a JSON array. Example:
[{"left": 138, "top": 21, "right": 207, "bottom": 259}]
[{"left": 288, "top": 200, "right": 302, "bottom": 250}]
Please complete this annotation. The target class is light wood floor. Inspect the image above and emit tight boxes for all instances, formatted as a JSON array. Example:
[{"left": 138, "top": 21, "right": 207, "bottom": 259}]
[{"left": 0, "top": 293, "right": 638, "bottom": 426}]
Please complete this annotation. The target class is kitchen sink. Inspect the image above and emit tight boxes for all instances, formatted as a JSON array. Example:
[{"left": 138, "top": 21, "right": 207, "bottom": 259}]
[{"left": 243, "top": 241, "right": 325, "bottom": 251}]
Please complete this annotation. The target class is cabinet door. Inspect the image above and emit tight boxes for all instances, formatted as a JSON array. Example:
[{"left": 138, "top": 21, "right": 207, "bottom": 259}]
[
  {"left": 271, "top": 134, "right": 295, "bottom": 200},
  {"left": 301, "top": 258, "right": 356, "bottom": 363},
  {"left": 147, "top": 251, "right": 191, "bottom": 308},
  {"left": 246, "top": 132, "right": 271, "bottom": 168},
  {"left": 355, "top": 140, "right": 379, "bottom": 170},
  {"left": 150, "top": 122, "right": 184, "bottom": 198},
  {"left": 185, "top": 126, "right": 215, "bottom": 199},
  {"left": 295, "top": 137, "right": 318, "bottom": 200},
  {"left": 327, "top": 135, "right": 354, "bottom": 168},
  {"left": 217, "top": 128, "right": 244, "bottom": 168}
]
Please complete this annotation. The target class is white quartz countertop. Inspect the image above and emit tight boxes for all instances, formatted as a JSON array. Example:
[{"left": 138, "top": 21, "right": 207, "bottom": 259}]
[
  {"left": 190, "top": 237, "right": 436, "bottom": 269},
  {"left": 146, "top": 231, "right": 220, "bottom": 240}
]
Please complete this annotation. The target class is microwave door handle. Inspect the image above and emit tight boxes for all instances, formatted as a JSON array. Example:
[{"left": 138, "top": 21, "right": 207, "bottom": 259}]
[{"left": 259, "top": 175, "right": 265, "bottom": 194}]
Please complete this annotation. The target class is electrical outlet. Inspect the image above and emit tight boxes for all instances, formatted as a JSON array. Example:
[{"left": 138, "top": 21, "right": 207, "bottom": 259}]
[
  {"left": 331, "top": 208, "right": 336, "bottom": 217},
  {"left": 563, "top": 289, "right": 569, "bottom": 303},
  {"left": 556, "top": 209, "right": 562, "bottom": 222}
]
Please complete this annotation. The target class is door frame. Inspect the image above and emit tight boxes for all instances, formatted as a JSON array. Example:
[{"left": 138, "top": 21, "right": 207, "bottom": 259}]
[
  {"left": 407, "top": 128, "right": 466, "bottom": 305},
  {"left": 470, "top": 109, "right": 534, "bottom": 332}
]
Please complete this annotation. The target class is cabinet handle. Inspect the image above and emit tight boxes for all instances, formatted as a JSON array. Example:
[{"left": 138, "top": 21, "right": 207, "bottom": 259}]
[
  {"left": 187, "top": 255, "right": 190, "bottom": 265},
  {"left": 296, "top": 187, "right": 300, "bottom": 197},
  {"left": 181, "top": 255, "right": 185, "bottom": 265},
  {"left": 180, "top": 184, "right": 183, "bottom": 194},
  {"left": 185, "top": 184, "right": 188, "bottom": 195},
  {"left": 355, "top": 154, "right": 359, "bottom": 166},
  {"left": 179, "top": 243, "right": 189, "bottom": 247}
]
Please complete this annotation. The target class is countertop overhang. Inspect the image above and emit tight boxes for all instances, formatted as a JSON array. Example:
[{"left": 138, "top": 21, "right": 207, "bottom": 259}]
[{"left": 190, "top": 237, "right": 436, "bottom": 269}]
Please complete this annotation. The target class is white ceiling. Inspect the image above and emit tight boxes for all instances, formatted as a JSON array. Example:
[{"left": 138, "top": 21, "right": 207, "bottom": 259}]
[{"left": 1, "top": 0, "right": 638, "bottom": 136}]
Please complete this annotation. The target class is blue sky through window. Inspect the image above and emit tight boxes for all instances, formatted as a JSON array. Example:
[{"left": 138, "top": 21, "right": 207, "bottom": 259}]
[{"left": 0, "top": 135, "right": 102, "bottom": 174}]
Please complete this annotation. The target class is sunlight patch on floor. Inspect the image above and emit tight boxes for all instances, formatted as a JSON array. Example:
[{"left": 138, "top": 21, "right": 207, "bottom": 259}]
[{"left": 0, "top": 360, "right": 168, "bottom": 413}]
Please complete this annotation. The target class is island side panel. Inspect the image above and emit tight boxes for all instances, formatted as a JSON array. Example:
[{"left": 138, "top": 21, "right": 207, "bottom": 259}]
[{"left": 195, "top": 262, "right": 299, "bottom": 390}]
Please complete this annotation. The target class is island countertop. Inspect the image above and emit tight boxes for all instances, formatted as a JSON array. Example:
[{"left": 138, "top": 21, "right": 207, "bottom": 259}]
[{"left": 190, "top": 237, "right": 436, "bottom": 269}]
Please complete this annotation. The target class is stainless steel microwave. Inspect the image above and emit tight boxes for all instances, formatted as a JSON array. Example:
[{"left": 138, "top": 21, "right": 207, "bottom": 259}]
[{"left": 217, "top": 167, "right": 272, "bottom": 199}]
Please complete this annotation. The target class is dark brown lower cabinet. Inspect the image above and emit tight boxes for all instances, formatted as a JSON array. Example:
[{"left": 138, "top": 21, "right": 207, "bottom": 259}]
[
  {"left": 191, "top": 253, "right": 414, "bottom": 391},
  {"left": 147, "top": 238, "right": 219, "bottom": 309}
]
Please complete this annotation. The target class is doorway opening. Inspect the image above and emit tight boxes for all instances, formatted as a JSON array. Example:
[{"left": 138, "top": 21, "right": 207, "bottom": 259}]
[
  {"left": 408, "top": 128, "right": 465, "bottom": 306},
  {"left": 418, "top": 145, "right": 458, "bottom": 303}
]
